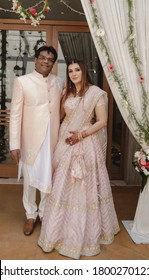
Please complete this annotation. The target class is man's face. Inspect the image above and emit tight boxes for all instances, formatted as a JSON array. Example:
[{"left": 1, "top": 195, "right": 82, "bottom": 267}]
[{"left": 35, "top": 50, "right": 55, "bottom": 77}]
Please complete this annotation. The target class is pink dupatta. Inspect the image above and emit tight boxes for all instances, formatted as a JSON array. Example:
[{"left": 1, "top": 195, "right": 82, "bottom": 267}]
[{"left": 53, "top": 86, "right": 108, "bottom": 174}]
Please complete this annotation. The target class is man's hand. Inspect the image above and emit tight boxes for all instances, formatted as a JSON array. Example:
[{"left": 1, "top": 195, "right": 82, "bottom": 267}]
[{"left": 10, "top": 149, "right": 21, "bottom": 165}]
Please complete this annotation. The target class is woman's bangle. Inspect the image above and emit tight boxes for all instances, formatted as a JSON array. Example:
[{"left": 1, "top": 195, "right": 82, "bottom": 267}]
[
  {"left": 78, "top": 132, "right": 83, "bottom": 141},
  {"left": 77, "top": 130, "right": 88, "bottom": 141},
  {"left": 82, "top": 130, "right": 88, "bottom": 138}
]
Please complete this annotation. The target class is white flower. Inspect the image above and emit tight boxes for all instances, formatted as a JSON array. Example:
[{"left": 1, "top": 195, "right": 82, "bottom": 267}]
[
  {"left": 129, "top": 33, "right": 136, "bottom": 39},
  {"left": 122, "top": 99, "right": 128, "bottom": 108},
  {"left": 141, "top": 166, "right": 145, "bottom": 171},
  {"left": 134, "top": 151, "right": 141, "bottom": 159},
  {"left": 12, "top": 5, "right": 17, "bottom": 11},
  {"left": 145, "top": 149, "right": 149, "bottom": 157},
  {"left": 16, "top": 7, "right": 22, "bottom": 14},
  {"left": 20, "top": 17, "right": 26, "bottom": 22},
  {"left": 135, "top": 166, "right": 139, "bottom": 173},
  {"left": 143, "top": 169, "right": 149, "bottom": 176},
  {"left": 31, "top": 18, "right": 40, "bottom": 26},
  {"left": 142, "top": 154, "right": 146, "bottom": 161},
  {"left": 96, "top": 28, "right": 105, "bottom": 37},
  {"left": 12, "top": 0, "right": 18, "bottom": 9},
  {"left": 40, "top": 14, "right": 45, "bottom": 19},
  {"left": 20, "top": 12, "right": 27, "bottom": 19}
]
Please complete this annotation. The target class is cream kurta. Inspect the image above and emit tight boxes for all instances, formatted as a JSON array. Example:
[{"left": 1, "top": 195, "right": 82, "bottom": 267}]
[{"left": 9, "top": 70, "right": 65, "bottom": 165}]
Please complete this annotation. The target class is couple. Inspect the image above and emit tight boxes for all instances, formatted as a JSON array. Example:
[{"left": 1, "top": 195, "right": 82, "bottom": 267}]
[{"left": 10, "top": 44, "right": 119, "bottom": 259}]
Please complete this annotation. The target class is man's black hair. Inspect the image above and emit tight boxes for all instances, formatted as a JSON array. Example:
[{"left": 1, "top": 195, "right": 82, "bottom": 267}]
[{"left": 35, "top": 46, "right": 58, "bottom": 62}]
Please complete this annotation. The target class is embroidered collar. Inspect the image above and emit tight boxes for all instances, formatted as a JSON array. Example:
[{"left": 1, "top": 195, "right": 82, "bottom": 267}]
[{"left": 33, "top": 70, "right": 51, "bottom": 81}]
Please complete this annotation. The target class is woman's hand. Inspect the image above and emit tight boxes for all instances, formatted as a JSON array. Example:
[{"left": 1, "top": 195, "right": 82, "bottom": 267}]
[{"left": 65, "top": 131, "right": 79, "bottom": 146}]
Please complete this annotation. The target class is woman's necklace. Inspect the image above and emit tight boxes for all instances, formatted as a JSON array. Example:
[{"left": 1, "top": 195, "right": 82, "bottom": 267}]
[
  {"left": 74, "top": 85, "right": 90, "bottom": 97},
  {"left": 75, "top": 90, "right": 81, "bottom": 97}
]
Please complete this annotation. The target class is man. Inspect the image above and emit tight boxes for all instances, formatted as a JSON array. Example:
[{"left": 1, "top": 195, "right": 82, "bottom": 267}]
[{"left": 9, "top": 44, "right": 65, "bottom": 236}]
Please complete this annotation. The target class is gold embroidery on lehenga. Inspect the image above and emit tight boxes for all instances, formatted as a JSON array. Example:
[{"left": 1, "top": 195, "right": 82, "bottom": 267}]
[
  {"left": 100, "top": 225, "right": 120, "bottom": 241},
  {"left": 48, "top": 191, "right": 113, "bottom": 211},
  {"left": 98, "top": 192, "right": 113, "bottom": 204},
  {"left": 38, "top": 237, "right": 101, "bottom": 255},
  {"left": 49, "top": 195, "right": 99, "bottom": 211}
]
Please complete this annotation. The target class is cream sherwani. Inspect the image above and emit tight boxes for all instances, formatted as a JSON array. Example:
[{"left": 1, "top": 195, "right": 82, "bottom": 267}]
[
  {"left": 9, "top": 70, "right": 64, "bottom": 219},
  {"left": 10, "top": 70, "right": 64, "bottom": 164}
]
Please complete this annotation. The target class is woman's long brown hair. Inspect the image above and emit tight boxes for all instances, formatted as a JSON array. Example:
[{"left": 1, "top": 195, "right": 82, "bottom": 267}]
[{"left": 65, "top": 59, "right": 93, "bottom": 98}]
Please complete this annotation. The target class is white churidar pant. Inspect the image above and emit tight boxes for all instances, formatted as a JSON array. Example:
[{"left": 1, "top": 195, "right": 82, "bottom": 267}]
[{"left": 18, "top": 121, "right": 52, "bottom": 220}]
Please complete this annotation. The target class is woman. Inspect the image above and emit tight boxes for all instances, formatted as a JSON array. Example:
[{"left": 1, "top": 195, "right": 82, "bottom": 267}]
[{"left": 38, "top": 60, "right": 120, "bottom": 259}]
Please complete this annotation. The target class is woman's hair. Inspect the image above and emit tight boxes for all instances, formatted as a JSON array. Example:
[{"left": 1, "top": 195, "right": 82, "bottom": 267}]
[
  {"left": 65, "top": 59, "right": 93, "bottom": 98},
  {"left": 34, "top": 45, "right": 58, "bottom": 62}
]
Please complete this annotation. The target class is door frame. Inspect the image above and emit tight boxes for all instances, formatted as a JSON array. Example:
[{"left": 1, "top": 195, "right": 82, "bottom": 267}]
[{"left": 0, "top": 19, "right": 125, "bottom": 179}]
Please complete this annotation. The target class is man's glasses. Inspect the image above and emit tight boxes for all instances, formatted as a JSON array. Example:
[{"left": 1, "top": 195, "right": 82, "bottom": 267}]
[{"left": 38, "top": 55, "right": 55, "bottom": 63}]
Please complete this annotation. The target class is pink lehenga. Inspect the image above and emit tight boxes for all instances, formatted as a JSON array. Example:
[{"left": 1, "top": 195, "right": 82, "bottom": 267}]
[{"left": 38, "top": 85, "right": 120, "bottom": 259}]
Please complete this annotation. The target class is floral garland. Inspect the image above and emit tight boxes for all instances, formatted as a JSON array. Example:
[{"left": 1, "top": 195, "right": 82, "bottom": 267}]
[
  {"left": 127, "top": 1, "right": 149, "bottom": 188},
  {"left": 127, "top": 0, "right": 149, "bottom": 140},
  {"left": 1, "top": 1, "right": 85, "bottom": 25},
  {"left": 89, "top": 0, "right": 149, "bottom": 146},
  {"left": 60, "top": 0, "right": 84, "bottom": 16},
  {"left": 11, "top": 0, "right": 50, "bottom": 26}
]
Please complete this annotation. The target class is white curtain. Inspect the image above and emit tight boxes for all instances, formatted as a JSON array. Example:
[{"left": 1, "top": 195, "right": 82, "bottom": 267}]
[{"left": 81, "top": 0, "right": 149, "bottom": 237}]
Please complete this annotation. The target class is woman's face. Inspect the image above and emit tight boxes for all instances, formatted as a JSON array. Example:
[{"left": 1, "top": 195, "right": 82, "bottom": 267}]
[{"left": 68, "top": 63, "right": 82, "bottom": 85}]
